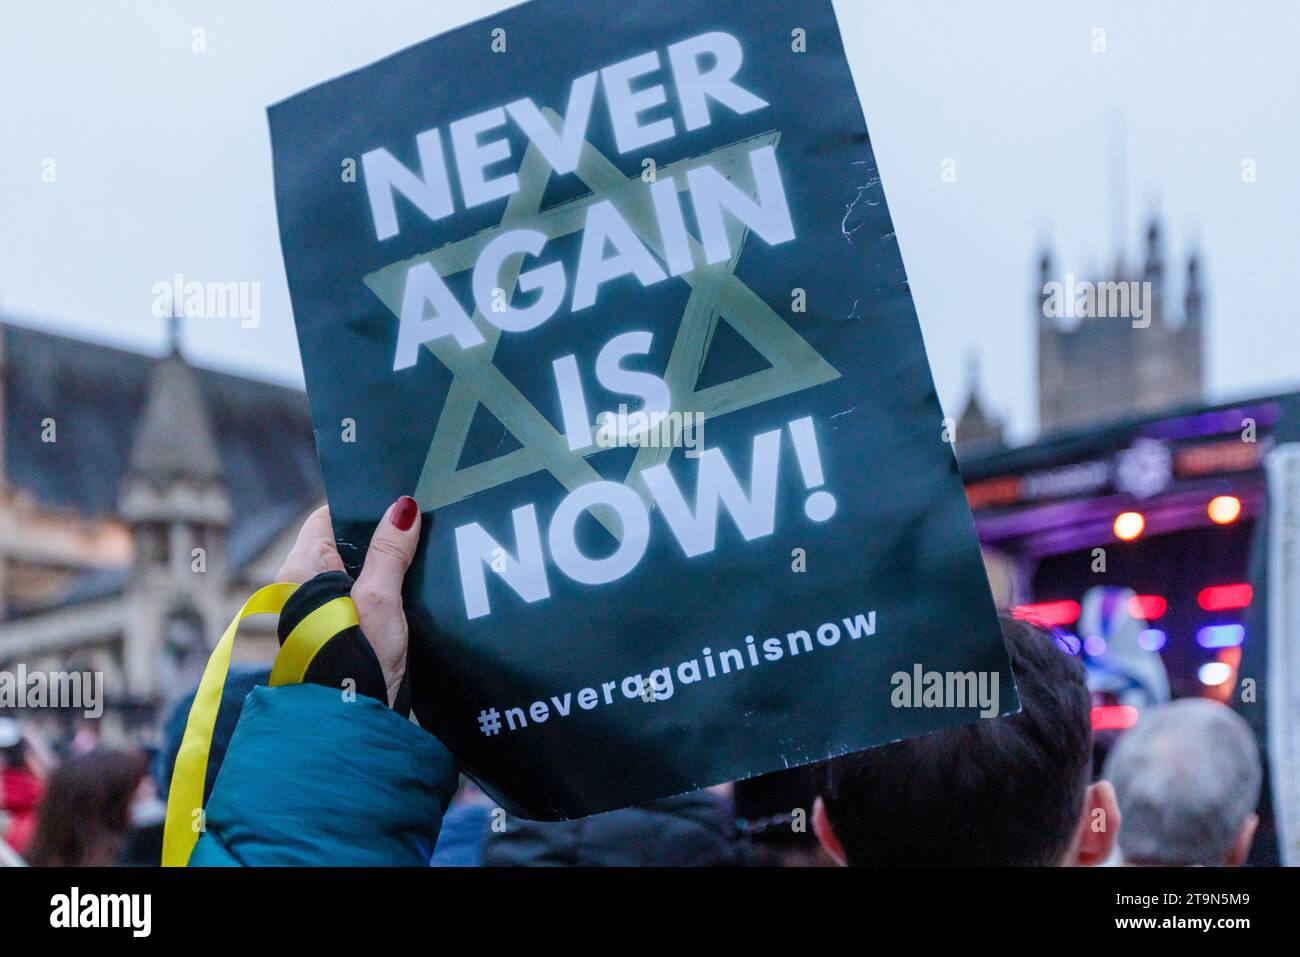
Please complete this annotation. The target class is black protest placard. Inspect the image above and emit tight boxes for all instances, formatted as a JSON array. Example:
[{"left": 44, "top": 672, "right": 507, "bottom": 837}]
[{"left": 269, "top": 0, "right": 1016, "bottom": 819}]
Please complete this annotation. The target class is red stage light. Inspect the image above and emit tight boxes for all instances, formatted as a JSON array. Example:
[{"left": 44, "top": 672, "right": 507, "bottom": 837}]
[
  {"left": 1207, "top": 495, "right": 1242, "bottom": 525},
  {"left": 1198, "top": 583, "right": 1253, "bottom": 612},
  {"left": 1113, "top": 511, "right": 1145, "bottom": 541},
  {"left": 1091, "top": 705, "right": 1139, "bottom": 731},
  {"left": 1012, "top": 600, "right": 1081, "bottom": 627},
  {"left": 1128, "top": 594, "right": 1167, "bottom": 620}
]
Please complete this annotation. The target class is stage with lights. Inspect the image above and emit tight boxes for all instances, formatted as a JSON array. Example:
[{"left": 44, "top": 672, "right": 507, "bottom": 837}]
[{"left": 960, "top": 393, "right": 1299, "bottom": 721}]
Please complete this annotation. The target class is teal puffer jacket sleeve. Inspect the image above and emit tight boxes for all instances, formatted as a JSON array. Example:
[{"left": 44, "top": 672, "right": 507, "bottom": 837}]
[{"left": 188, "top": 684, "right": 458, "bottom": 866}]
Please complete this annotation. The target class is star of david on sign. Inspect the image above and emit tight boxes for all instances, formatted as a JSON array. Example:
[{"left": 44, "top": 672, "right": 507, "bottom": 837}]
[{"left": 363, "top": 113, "right": 839, "bottom": 538}]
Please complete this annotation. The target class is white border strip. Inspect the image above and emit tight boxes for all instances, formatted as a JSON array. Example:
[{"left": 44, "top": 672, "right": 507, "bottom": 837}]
[{"left": 1265, "top": 443, "right": 1300, "bottom": 866}]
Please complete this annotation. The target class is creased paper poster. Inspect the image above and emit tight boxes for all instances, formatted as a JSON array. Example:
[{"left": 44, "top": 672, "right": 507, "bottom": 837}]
[{"left": 269, "top": 0, "right": 1016, "bottom": 819}]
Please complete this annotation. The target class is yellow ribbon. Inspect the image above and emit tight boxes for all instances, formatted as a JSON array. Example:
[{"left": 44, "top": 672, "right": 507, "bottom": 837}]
[
  {"left": 161, "top": 583, "right": 359, "bottom": 867},
  {"left": 270, "top": 596, "right": 359, "bottom": 687}
]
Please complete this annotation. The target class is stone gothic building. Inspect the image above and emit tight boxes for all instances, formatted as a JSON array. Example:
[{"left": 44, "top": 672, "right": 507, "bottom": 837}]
[
  {"left": 957, "top": 216, "right": 1205, "bottom": 449},
  {"left": 953, "top": 356, "right": 1005, "bottom": 458},
  {"left": 1037, "top": 218, "right": 1204, "bottom": 434},
  {"left": 0, "top": 318, "right": 322, "bottom": 743}
]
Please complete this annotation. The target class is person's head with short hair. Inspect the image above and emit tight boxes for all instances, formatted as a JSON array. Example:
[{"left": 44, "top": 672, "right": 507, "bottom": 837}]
[
  {"left": 1103, "top": 698, "right": 1260, "bottom": 867},
  {"left": 813, "top": 617, "right": 1118, "bottom": 866}
]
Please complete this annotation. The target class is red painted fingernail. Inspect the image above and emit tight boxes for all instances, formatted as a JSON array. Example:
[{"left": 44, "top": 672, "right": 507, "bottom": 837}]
[{"left": 391, "top": 495, "right": 419, "bottom": 531}]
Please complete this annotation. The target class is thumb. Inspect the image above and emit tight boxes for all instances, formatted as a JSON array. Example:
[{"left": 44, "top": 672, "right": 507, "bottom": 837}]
[{"left": 353, "top": 495, "right": 422, "bottom": 628}]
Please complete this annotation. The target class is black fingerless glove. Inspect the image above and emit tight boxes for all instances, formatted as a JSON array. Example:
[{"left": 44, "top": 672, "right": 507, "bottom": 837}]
[{"left": 277, "top": 571, "right": 410, "bottom": 715}]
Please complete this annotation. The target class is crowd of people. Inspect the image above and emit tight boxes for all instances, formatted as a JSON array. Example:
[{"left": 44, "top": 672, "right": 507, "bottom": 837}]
[
  {"left": 0, "top": 502, "right": 1269, "bottom": 868},
  {"left": 0, "top": 719, "right": 164, "bottom": 867}
]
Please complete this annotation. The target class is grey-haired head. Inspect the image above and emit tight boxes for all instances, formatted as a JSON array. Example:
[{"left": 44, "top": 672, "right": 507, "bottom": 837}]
[{"left": 1104, "top": 698, "right": 1261, "bottom": 867}]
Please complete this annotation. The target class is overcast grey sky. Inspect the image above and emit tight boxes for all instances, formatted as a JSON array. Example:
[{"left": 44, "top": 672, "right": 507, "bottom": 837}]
[{"left": 2, "top": 0, "right": 1296, "bottom": 441}]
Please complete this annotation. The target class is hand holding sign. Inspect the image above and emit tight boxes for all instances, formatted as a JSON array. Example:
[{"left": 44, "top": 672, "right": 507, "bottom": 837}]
[
  {"left": 270, "top": 0, "right": 1015, "bottom": 819},
  {"left": 276, "top": 500, "right": 422, "bottom": 706}
]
